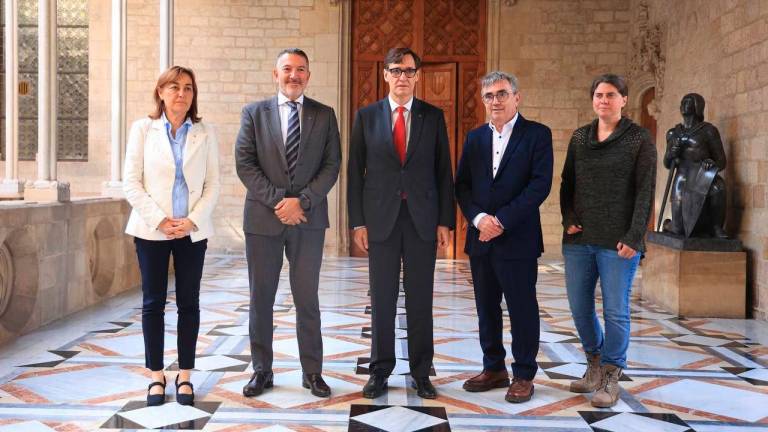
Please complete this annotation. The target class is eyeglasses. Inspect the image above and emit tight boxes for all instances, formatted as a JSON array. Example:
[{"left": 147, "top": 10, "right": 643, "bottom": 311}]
[
  {"left": 386, "top": 67, "right": 418, "bottom": 78},
  {"left": 482, "top": 90, "right": 511, "bottom": 104}
]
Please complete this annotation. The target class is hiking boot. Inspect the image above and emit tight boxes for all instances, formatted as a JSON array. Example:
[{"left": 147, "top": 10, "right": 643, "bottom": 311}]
[
  {"left": 591, "top": 364, "right": 622, "bottom": 408},
  {"left": 570, "top": 352, "right": 601, "bottom": 393}
]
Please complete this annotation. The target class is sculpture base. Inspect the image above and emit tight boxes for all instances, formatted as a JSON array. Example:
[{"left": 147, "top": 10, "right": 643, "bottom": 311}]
[
  {"left": 0, "top": 179, "right": 25, "bottom": 199},
  {"left": 642, "top": 234, "right": 746, "bottom": 318},
  {"left": 24, "top": 180, "right": 70, "bottom": 202},
  {"left": 646, "top": 231, "right": 743, "bottom": 252}
]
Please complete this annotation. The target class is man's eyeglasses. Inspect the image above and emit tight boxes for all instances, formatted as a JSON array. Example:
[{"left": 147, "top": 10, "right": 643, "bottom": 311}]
[
  {"left": 386, "top": 67, "right": 418, "bottom": 78},
  {"left": 482, "top": 90, "right": 511, "bottom": 104}
]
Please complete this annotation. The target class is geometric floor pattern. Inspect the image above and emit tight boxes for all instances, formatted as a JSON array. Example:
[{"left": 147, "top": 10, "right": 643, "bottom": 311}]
[{"left": 0, "top": 255, "right": 767, "bottom": 430}]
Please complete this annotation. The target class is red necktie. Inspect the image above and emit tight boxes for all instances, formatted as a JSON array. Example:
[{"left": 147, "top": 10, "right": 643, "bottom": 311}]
[{"left": 393, "top": 106, "right": 406, "bottom": 164}]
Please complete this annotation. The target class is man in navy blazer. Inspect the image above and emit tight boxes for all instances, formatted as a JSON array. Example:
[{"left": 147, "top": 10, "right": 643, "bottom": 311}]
[{"left": 455, "top": 71, "right": 553, "bottom": 403}]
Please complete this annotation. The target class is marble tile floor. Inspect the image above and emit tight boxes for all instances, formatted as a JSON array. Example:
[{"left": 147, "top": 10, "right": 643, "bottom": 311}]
[{"left": 0, "top": 255, "right": 767, "bottom": 431}]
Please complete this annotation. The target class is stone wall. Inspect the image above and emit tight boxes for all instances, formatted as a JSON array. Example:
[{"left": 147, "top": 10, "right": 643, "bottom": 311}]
[
  {"left": 496, "top": 0, "right": 632, "bottom": 255},
  {"left": 0, "top": 199, "right": 139, "bottom": 345},
  {"left": 640, "top": 0, "right": 768, "bottom": 319}
]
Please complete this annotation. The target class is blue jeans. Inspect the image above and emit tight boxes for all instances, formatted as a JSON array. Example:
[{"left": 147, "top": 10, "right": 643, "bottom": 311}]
[{"left": 562, "top": 244, "right": 640, "bottom": 369}]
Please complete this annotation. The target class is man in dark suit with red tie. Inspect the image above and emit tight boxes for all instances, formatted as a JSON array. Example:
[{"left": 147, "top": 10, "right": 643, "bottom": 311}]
[
  {"left": 455, "top": 71, "right": 553, "bottom": 403},
  {"left": 347, "top": 47, "right": 455, "bottom": 399}
]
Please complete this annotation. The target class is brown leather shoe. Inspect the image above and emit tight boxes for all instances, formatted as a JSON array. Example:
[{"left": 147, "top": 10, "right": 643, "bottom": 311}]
[
  {"left": 463, "top": 370, "right": 510, "bottom": 392},
  {"left": 505, "top": 377, "right": 534, "bottom": 403}
]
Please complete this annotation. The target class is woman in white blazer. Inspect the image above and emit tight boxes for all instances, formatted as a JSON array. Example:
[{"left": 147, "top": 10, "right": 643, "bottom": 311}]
[{"left": 123, "top": 66, "right": 220, "bottom": 406}]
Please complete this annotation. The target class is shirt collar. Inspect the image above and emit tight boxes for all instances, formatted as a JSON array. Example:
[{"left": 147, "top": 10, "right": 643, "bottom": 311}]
[
  {"left": 278, "top": 92, "right": 304, "bottom": 106},
  {"left": 388, "top": 95, "right": 414, "bottom": 113},
  {"left": 488, "top": 112, "right": 519, "bottom": 135},
  {"left": 161, "top": 112, "right": 192, "bottom": 132}
]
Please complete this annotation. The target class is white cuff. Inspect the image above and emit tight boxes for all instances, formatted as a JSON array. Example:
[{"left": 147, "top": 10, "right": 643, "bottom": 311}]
[{"left": 472, "top": 213, "right": 488, "bottom": 228}]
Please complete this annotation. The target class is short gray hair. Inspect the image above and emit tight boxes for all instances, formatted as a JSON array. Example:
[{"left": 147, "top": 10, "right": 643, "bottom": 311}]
[
  {"left": 276, "top": 48, "right": 309, "bottom": 67},
  {"left": 480, "top": 71, "right": 519, "bottom": 93}
]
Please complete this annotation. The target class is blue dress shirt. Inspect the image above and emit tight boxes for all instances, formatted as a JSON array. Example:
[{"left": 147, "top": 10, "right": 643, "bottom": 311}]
[{"left": 162, "top": 112, "right": 192, "bottom": 218}]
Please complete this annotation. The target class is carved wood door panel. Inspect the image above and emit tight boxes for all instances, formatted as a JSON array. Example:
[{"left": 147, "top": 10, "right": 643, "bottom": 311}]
[
  {"left": 418, "top": 63, "right": 456, "bottom": 258},
  {"left": 351, "top": 0, "right": 487, "bottom": 259}
]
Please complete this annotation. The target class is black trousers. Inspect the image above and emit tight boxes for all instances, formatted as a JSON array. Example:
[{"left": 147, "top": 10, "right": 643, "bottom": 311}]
[
  {"left": 135, "top": 236, "right": 207, "bottom": 371},
  {"left": 368, "top": 202, "right": 436, "bottom": 377},
  {"left": 470, "top": 253, "right": 539, "bottom": 380}
]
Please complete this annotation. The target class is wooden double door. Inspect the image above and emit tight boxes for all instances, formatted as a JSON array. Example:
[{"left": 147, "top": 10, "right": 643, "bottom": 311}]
[{"left": 350, "top": 0, "right": 488, "bottom": 259}]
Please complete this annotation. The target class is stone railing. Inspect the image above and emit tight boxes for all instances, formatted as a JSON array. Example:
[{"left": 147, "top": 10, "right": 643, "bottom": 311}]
[{"left": 0, "top": 198, "right": 139, "bottom": 345}]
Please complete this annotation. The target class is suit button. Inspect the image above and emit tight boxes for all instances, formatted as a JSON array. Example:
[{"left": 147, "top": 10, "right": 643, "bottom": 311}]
[{"left": 395, "top": 190, "right": 401, "bottom": 196}]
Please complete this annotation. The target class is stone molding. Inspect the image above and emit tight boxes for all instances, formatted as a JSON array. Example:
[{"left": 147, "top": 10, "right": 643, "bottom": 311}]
[
  {"left": 628, "top": 0, "right": 666, "bottom": 100},
  {"left": 0, "top": 243, "right": 13, "bottom": 318}
]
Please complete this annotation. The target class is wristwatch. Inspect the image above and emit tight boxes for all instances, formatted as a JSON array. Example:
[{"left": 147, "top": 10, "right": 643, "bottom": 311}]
[{"left": 299, "top": 194, "right": 311, "bottom": 210}]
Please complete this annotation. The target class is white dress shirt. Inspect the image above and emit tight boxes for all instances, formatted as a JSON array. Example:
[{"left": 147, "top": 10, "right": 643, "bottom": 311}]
[
  {"left": 277, "top": 92, "right": 304, "bottom": 145},
  {"left": 472, "top": 112, "right": 519, "bottom": 228}
]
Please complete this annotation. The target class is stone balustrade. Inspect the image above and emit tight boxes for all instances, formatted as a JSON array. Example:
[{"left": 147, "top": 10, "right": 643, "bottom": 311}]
[{"left": 0, "top": 198, "right": 139, "bottom": 345}]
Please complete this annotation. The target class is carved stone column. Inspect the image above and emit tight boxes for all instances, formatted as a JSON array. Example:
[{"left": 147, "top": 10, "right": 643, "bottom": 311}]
[
  {"left": 103, "top": 0, "right": 127, "bottom": 197},
  {"left": 159, "top": 0, "right": 173, "bottom": 72},
  {"left": 25, "top": 0, "right": 70, "bottom": 202},
  {"left": 486, "top": 0, "right": 517, "bottom": 75},
  {"left": 627, "top": 0, "right": 666, "bottom": 112},
  {"left": 1, "top": 0, "right": 24, "bottom": 199}
]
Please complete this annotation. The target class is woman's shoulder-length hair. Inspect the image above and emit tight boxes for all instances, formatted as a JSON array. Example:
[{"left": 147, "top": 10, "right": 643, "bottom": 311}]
[{"left": 149, "top": 65, "right": 202, "bottom": 123}]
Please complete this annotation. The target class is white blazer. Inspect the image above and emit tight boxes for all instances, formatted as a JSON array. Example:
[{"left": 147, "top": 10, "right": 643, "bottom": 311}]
[{"left": 123, "top": 117, "right": 220, "bottom": 242}]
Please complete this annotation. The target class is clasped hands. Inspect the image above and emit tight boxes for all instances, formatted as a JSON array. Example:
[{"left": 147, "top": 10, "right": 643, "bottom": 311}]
[
  {"left": 477, "top": 215, "right": 504, "bottom": 242},
  {"left": 158, "top": 217, "right": 195, "bottom": 239},
  {"left": 275, "top": 197, "right": 306, "bottom": 225}
]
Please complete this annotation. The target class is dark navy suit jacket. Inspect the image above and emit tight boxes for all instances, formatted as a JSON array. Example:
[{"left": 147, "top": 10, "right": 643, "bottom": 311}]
[
  {"left": 348, "top": 98, "right": 455, "bottom": 242},
  {"left": 455, "top": 114, "right": 553, "bottom": 259}
]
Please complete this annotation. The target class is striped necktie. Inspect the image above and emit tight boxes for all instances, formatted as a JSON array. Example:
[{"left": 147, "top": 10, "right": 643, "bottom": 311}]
[{"left": 285, "top": 101, "right": 300, "bottom": 181}]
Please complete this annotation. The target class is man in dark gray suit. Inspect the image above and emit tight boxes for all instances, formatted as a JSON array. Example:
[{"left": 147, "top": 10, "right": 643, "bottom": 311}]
[
  {"left": 235, "top": 48, "right": 341, "bottom": 398},
  {"left": 347, "top": 47, "right": 455, "bottom": 399}
]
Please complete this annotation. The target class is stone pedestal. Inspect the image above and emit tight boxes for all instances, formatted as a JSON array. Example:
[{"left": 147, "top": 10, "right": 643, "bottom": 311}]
[
  {"left": 101, "top": 180, "right": 124, "bottom": 198},
  {"left": 23, "top": 180, "right": 70, "bottom": 202},
  {"left": 0, "top": 179, "right": 24, "bottom": 199},
  {"left": 642, "top": 232, "right": 746, "bottom": 318}
]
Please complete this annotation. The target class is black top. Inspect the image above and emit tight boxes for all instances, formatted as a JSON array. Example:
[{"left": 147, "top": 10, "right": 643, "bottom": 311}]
[{"left": 560, "top": 117, "right": 657, "bottom": 252}]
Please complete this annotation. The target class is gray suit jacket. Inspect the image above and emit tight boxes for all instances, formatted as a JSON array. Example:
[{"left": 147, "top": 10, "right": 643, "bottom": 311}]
[{"left": 235, "top": 95, "right": 341, "bottom": 236}]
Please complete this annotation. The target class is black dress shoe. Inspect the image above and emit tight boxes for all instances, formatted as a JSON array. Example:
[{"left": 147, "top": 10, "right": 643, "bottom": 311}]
[
  {"left": 242, "top": 371, "right": 274, "bottom": 397},
  {"left": 302, "top": 373, "right": 331, "bottom": 397},
  {"left": 146, "top": 377, "right": 166, "bottom": 406},
  {"left": 362, "top": 375, "right": 388, "bottom": 399},
  {"left": 412, "top": 376, "right": 437, "bottom": 399},
  {"left": 175, "top": 375, "right": 195, "bottom": 406}
]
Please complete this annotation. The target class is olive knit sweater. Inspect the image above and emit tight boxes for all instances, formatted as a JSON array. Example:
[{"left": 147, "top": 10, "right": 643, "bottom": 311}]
[{"left": 560, "top": 117, "right": 657, "bottom": 252}]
